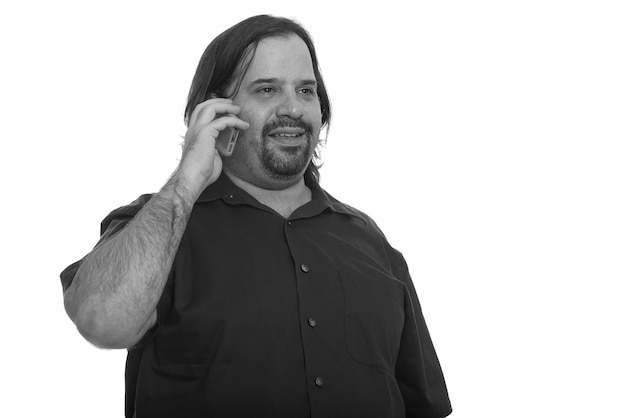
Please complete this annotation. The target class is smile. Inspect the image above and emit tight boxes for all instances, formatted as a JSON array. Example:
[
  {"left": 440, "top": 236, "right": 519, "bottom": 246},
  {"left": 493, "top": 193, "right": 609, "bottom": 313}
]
[
  {"left": 267, "top": 132, "right": 308, "bottom": 147},
  {"left": 266, "top": 126, "right": 308, "bottom": 145},
  {"left": 271, "top": 133, "right": 301, "bottom": 138}
]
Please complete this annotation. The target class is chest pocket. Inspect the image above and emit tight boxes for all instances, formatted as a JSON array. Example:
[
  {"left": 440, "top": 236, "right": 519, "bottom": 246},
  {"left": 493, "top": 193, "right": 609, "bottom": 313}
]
[{"left": 340, "top": 263, "right": 406, "bottom": 372}]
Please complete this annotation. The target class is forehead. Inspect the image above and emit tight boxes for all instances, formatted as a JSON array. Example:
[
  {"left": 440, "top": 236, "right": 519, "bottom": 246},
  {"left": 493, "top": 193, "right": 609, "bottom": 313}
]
[{"left": 242, "top": 35, "right": 316, "bottom": 83}]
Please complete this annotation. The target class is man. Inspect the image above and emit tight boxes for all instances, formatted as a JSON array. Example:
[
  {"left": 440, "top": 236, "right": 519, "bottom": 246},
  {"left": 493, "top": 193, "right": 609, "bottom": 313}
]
[{"left": 61, "top": 14, "right": 452, "bottom": 418}]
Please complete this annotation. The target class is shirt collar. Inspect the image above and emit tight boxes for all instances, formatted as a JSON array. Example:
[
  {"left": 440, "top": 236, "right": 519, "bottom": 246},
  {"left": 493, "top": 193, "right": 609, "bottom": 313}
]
[
  {"left": 195, "top": 171, "right": 368, "bottom": 224},
  {"left": 304, "top": 172, "right": 368, "bottom": 224},
  {"left": 196, "top": 172, "right": 245, "bottom": 203}
]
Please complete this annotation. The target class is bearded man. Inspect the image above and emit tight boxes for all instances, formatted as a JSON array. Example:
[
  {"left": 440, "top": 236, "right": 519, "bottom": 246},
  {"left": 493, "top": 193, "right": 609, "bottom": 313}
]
[{"left": 61, "top": 14, "right": 452, "bottom": 418}]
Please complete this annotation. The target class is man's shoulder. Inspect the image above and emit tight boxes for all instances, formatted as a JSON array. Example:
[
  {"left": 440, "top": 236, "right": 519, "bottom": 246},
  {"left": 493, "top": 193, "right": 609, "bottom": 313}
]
[
  {"left": 100, "top": 193, "right": 154, "bottom": 233},
  {"left": 321, "top": 189, "right": 379, "bottom": 229}
]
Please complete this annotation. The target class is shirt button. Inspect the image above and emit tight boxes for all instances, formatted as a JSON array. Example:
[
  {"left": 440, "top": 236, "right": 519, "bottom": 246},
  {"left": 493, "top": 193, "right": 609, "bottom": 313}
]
[
  {"left": 287, "top": 221, "right": 293, "bottom": 226},
  {"left": 314, "top": 377, "right": 324, "bottom": 387},
  {"left": 308, "top": 317, "right": 317, "bottom": 327},
  {"left": 300, "top": 264, "right": 310, "bottom": 273}
]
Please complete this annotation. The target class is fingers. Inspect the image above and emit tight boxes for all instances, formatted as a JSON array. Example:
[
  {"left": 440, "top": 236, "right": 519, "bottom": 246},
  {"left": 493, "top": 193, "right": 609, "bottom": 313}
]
[
  {"left": 188, "top": 97, "right": 241, "bottom": 128},
  {"left": 182, "top": 98, "right": 249, "bottom": 161},
  {"left": 208, "top": 114, "right": 250, "bottom": 132},
  {"left": 175, "top": 97, "right": 249, "bottom": 197}
]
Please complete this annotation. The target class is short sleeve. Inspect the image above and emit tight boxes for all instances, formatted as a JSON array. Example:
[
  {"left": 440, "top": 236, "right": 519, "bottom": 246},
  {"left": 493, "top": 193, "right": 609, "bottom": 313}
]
[
  {"left": 59, "top": 194, "right": 154, "bottom": 292},
  {"left": 390, "top": 250, "right": 453, "bottom": 417}
]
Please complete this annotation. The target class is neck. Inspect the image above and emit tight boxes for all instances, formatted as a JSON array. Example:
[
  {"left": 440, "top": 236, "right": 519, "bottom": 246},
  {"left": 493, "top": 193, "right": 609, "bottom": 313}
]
[{"left": 224, "top": 170, "right": 312, "bottom": 218}]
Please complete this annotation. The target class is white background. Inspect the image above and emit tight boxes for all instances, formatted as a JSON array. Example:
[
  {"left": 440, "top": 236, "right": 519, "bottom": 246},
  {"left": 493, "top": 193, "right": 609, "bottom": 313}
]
[{"left": 1, "top": 0, "right": 625, "bottom": 416}]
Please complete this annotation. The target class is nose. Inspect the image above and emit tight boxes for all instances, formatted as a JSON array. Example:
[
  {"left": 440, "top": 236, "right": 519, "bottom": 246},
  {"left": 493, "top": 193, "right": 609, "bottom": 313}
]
[{"left": 276, "top": 91, "right": 303, "bottom": 120}]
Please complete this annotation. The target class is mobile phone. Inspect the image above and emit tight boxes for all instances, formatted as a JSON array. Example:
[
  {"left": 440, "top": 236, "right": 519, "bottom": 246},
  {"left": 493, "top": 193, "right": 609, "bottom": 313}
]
[
  {"left": 209, "top": 93, "right": 240, "bottom": 156},
  {"left": 218, "top": 127, "right": 240, "bottom": 155}
]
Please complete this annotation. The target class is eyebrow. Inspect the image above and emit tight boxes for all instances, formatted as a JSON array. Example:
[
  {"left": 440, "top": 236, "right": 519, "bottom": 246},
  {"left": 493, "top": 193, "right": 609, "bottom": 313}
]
[{"left": 250, "top": 78, "right": 317, "bottom": 86}]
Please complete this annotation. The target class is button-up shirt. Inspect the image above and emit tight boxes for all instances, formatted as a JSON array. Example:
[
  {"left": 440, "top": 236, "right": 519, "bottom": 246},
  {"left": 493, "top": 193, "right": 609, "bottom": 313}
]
[{"left": 61, "top": 173, "right": 452, "bottom": 418}]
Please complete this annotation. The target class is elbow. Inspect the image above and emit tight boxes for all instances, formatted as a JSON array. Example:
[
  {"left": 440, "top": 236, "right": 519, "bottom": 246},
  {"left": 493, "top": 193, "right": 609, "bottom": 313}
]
[
  {"left": 74, "top": 308, "right": 136, "bottom": 349},
  {"left": 64, "top": 290, "right": 141, "bottom": 349}
]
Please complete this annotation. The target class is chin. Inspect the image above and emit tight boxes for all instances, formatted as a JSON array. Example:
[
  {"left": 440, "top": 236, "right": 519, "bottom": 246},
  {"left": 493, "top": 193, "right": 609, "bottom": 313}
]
[{"left": 263, "top": 151, "right": 311, "bottom": 180}]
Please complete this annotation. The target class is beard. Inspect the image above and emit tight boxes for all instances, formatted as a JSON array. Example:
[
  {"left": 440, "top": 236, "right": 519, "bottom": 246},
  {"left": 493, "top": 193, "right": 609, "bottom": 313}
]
[{"left": 260, "top": 117, "right": 316, "bottom": 179}]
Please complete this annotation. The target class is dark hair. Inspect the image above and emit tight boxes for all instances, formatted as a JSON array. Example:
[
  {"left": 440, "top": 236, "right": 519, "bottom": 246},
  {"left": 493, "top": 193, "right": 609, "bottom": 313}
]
[{"left": 184, "top": 15, "right": 331, "bottom": 181}]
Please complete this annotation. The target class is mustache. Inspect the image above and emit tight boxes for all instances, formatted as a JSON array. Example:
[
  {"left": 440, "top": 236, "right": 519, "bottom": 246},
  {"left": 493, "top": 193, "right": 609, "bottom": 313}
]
[{"left": 262, "top": 117, "right": 313, "bottom": 137}]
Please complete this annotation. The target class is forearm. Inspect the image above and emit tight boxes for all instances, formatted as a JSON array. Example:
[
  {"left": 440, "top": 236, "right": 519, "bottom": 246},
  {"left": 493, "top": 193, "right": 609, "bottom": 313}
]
[
  {"left": 64, "top": 175, "right": 195, "bottom": 348},
  {"left": 64, "top": 97, "right": 243, "bottom": 348}
]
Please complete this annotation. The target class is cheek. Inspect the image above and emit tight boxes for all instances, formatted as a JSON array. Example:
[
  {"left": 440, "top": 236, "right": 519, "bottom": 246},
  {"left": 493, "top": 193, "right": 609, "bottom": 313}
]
[
  {"left": 236, "top": 113, "right": 267, "bottom": 151},
  {"left": 236, "top": 112, "right": 260, "bottom": 138},
  {"left": 309, "top": 103, "right": 323, "bottom": 127},
  {"left": 238, "top": 107, "right": 268, "bottom": 132}
]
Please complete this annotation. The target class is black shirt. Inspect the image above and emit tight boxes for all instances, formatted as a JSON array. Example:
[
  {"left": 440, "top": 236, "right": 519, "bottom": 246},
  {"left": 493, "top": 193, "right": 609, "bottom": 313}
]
[{"left": 61, "top": 173, "right": 452, "bottom": 418}]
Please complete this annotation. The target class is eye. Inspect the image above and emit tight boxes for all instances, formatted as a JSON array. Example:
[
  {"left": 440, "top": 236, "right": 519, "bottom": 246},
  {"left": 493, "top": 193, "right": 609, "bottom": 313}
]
[
  {"left": 257, "top": 86, "right": 277, "bottom": 94},
  {"left": 299, "top": 87, "right": 317, "bottom": 95}
]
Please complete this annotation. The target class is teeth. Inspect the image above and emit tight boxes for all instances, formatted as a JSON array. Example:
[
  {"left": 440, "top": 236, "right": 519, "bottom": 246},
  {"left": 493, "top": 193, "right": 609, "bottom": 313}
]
[{"left": 273, "top": 133, "right": 300, "bottom": 137}]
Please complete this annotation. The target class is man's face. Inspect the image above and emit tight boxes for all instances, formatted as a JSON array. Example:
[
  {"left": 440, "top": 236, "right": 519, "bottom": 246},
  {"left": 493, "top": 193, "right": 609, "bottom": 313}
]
[{"left": 223, "top": 35, "right": 322, "bottom": 189}]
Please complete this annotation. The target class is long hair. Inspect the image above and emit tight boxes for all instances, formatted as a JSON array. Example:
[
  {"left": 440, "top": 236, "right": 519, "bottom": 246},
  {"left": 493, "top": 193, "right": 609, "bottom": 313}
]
[{"left": 184, "top": 15, "right": 331, "bottom": 182}]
